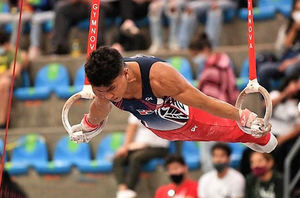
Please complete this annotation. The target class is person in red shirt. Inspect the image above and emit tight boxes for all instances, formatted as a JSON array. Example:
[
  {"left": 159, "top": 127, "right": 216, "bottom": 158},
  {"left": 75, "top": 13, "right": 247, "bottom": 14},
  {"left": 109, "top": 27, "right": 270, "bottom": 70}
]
[{"left": 155, "top": 155, "right": 198, "bottom": 198}]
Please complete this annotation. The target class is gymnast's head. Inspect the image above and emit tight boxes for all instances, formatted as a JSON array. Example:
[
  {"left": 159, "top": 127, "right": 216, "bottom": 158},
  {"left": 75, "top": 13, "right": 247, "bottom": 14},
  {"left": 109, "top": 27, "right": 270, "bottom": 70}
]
[{"left": 85, "top": 46, "right": 128, "bottom": 102}]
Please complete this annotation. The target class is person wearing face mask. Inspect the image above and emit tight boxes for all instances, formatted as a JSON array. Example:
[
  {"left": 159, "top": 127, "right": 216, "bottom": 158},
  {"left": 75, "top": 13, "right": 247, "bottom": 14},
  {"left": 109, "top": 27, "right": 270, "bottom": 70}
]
[
  {"left": 245, "top": 152, "right": 283, "bottom": 198},
  {"left": 155, "top": 155, "right": 198, "bottom": 198},
  {"left": 0, "top": 29, "right": 23, "bottom": 129},
  {"left": 198, "top": 143, "right": 245, "bottom": 198},
  {"left": 113, "top": 114, "right": 169, "bottom": 198}
]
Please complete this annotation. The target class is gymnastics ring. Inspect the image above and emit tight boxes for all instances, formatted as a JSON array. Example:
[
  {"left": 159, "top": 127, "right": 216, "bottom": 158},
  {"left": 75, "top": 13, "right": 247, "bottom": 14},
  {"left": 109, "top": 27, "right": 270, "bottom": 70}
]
[
  {"left": 235, "top": 79, "right": 272, "bottom": 134},
  {"left": 62, "top": 0, "right": 100, "bottom": 136},
  {"left": 62, "top": 85, "right": 95, "bottom": 136}
]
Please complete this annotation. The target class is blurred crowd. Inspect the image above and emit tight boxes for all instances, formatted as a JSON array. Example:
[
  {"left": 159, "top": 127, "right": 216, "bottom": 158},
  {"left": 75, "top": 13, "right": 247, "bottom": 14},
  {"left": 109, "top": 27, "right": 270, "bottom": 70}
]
[
  {"left": 0, "top": 0, "right": 300, "bottom": 198},
  {"left": 113, "top": 115, "right": 288, "bottom": 198},
  {"left": 0, "top": 0, "right": 249, "bottom": 59}
]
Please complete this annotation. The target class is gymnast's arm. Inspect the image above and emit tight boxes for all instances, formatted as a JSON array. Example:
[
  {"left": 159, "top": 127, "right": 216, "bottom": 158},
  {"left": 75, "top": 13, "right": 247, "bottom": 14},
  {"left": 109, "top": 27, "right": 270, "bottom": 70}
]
[
  {"left": 87, "top": 95, "right": 112, "bottom": 125},
  {"left": 150, "top": 62, "right": 241, "bottom": 122}
]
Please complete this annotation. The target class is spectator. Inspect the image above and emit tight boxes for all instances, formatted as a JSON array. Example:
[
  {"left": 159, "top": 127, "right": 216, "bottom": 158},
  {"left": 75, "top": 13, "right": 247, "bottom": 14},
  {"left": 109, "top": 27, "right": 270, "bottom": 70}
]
[
  {"left": 113, "top": 114, "right": 169, "bottom": 198},
  {"left": 155, "top": 155, "right": 198, "bottom": 198},
  {"left": 0, "top": 30, "right": 23, "bottom": 129},
  {"left": 188, "top": 32, "right": 212, "bottom": 77},
  {"left": 112, "top": 0, "right": 151, "bottom": 51},
  {"left": 8, "top": 0, "right": 55, "bottom": 60},
  {"left": 148, "top": 0, "right": 185, "bottom": 53},
  {"left": 178, "top": 0, "right": 236, "bottom": 49},
  {"left": 269, "top": 73, "right": 300, "bottom": 182},
  {"left": 198, "top": 143, "right": 245, "bottom": 198},
  {"left": 52, "top": 0, "right": 119, "bottom": 55},
  {"left": 245, "top": 152, "right": 283, "bottom": 198},
  {"left": 258, "top": 0, "right": 300, "bottom": 91}
]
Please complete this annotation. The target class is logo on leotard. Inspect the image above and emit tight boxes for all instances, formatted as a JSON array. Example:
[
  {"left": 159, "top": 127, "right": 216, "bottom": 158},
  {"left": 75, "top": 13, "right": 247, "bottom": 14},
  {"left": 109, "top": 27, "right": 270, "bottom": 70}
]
[
  {"left": 145, "top": 97, "right": 153, "bottom": 101},
  {"left": 137, "top": 109, "right": 154, "bottom": 115},
  {"left": 156, "top": 97, "right": 189, "bottom": 125}
]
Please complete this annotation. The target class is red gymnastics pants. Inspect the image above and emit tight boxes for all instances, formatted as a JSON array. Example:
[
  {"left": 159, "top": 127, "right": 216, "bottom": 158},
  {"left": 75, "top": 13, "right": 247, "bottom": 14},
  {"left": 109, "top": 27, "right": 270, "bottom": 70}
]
[{"left": 150, "top": 107, "right": 271, "bottom": 146}]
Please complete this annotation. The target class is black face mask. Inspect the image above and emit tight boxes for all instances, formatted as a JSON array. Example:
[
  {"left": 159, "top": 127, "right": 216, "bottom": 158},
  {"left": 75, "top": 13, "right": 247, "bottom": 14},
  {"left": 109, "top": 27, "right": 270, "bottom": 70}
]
[
  {"left": 213, "top": 163, "right": 229, "bottom": 173},
  {"left": 169, "top": 173, "right": 184, "bottom": 184}
]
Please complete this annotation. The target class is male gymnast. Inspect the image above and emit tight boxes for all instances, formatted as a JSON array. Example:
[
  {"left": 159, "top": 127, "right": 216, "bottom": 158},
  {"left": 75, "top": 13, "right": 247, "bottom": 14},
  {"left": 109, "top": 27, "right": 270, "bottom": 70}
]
[{"left": 70, "top": 47, "right": 277, "bottom": 153}]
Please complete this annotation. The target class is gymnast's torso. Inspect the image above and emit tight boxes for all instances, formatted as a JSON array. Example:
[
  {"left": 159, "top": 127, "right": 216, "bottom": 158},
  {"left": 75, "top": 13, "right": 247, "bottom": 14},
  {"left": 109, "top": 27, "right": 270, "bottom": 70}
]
[{"left": 111, "top": 55, "right": 190, "bottom": 131}]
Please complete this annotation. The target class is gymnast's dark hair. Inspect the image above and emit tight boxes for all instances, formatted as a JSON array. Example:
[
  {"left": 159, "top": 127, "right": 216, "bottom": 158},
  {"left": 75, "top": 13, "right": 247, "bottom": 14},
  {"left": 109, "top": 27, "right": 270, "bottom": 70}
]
[
  {"left": 85, "top": 46, "right": 124, "bottom": 87},
  {"left": 211, "top": 143, "right": 232, "bottom": 157}
]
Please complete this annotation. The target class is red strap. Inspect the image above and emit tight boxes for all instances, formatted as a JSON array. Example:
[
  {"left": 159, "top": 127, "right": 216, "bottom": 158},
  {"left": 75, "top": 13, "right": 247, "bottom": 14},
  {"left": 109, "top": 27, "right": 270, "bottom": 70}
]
[
  {"left": 0, "top": 0, "right": 24, "bottom": 191},
  {"left": 83, "top": 114, "right": 99, "bottom": 129},
  {"left": 84, "top": 0, "right": 101, "bottom": 85},
  {"left": 248, "top": 0, "right": 257, "bottom": 81}
]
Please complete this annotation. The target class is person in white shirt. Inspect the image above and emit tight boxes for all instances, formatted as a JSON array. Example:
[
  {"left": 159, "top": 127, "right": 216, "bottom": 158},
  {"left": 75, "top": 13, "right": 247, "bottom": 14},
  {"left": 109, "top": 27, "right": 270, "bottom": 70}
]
[
  {"left": 198, "top": 143, "right": 245, "bottom": 198},
  {"left": 113, "top": 113, "right": 169, "bottom": 198}
]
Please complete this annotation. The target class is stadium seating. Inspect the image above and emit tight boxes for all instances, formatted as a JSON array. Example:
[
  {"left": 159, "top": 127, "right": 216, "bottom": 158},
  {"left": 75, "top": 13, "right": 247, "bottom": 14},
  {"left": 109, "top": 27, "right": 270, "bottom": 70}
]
[
  {"left": 0, "top": 139, "right": 7, "bottom": 162},
  {"left": 229, "top": 143, "right": 246, "bottom": 168},
  {"left": 52, "top": 136, "right": 91, "bottom": 169},
  {"left": 27, "top": 0, "right": 48, "bottom": 8},
  {"left": 78, "top": 132, "right": 124, "bottom": 173},
  {"left": 236, "top": 57, "right": 281, "bottom": 91},
  {"left": 239, "top": 0, "right": 292, "bottom": 20},
  {"left": 259, "top": 0, "right": 292, "bottom": 17},
  {"left": 35, "top": 136, "right": 86, "bottom": 174},
  {"left": 224, "top": 8, "right": 236, "bottom": 23},
  {"left": 236, "top": 58, "right": 249, "bottom": 91},
  {"left": 0, "top": 2, "right": 9, "bottom": 13},
  {"left": 167, "top": 56, "right": 194, "bottom": 84},
  {"left": 56, "top": 66, "right": 85, "bottom": 99},
  {"left": 0, "top": 2, "right": 12, "bottom": 33},
  {"left": 169, "top": 141, "right": 201, "bottom": 170},
  {"left": 6, "top": 134, "right": 48, "bottom": 175},
  {"left": 15, "top": 63, "right": 70, "bottom": 100},
  {"left": 239, "top": 6, "right": 276, "bottom": 21},
  {"left": 78, "top": 132, "right": 165, "bottom": 173}
]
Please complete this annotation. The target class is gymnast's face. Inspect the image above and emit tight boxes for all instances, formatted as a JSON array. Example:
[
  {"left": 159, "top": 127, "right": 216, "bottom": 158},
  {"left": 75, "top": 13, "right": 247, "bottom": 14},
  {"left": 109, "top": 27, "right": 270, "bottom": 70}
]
[{"left": 92, "top": 68, "right": 129, "bottom": 102}]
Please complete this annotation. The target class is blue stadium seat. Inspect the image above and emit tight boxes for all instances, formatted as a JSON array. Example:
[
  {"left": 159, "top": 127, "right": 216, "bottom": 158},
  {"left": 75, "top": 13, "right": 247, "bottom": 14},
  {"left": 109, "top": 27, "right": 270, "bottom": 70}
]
[
  {"left": 79, "top": 132, "right": 167, "bottom": 173},
  {"left": 0, "top": 2, "right": 13, "bottom": 33},
  {"left": 6, "top": 134, "right": 47, "bottom": 175},
  {"left": 239, "top": 6, "right": 276, "bottom": 21},
  {"left": 56, "top": 66, "right": 84, "bottom": 99},
  {"left": 35, "top": 136, "right": 89, "bottom": 174},
  {"left": 142, "top": 158, "right": 164, "bottom": 172},
  {"left": 182, "top": 141, "right": 201, "bottom": 170},
  {"left": 259, "top": 0, "right": 292, "bottom": 17},
  {"left": 78, "top": 132, "right": 124, "bottom": 173},
  {"left": 27, "top": 0, "right": 48, "bottom": 8},
  {"left": 54, "top": 136, "right": 91, "bottom": 169},
  {"left": 0, "top": 2, "right": 9, "bottom": 12},
  {"left": 224, "top": 8, "right": 236, "bottom": 23},
  {"left": 236, "top": 58, "right": 249, "bottom": 91},
  {"left": 0, "top": 139, "right": 7, "bottom": 162},
  {"left": 237, "top": 57, "right": 281, "bottom": 91},
  {"left": 15, "top": 63, "right": 70, "bottom": 100},
  {"left": 169, "top": 141, "right": 201, "bottom": 170},
  {"left": 14, "top": 70, "right": 31, "bottom": 95},
  {"left": 167, "top": 57, "right": 194, "bottom": 84},
  {"left": 229, "top": 143, "right": 246, "bottom": 168}
]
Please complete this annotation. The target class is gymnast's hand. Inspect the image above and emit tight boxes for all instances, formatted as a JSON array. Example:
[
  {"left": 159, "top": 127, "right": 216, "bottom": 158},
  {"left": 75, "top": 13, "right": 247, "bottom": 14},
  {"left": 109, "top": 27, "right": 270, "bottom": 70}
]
[
  {"left": 239, "top": 109, "right": 271, "bottom": 138},
  {"left": 70, "top": 114, "right": 107, "bottom": 143}
]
